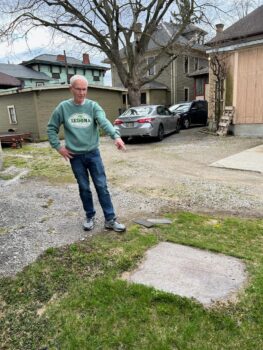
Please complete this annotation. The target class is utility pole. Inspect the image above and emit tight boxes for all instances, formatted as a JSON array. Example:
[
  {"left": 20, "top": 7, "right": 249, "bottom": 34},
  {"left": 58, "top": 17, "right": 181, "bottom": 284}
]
[{"left": 64, "top": 50, "right": 69, "bottom": 84}]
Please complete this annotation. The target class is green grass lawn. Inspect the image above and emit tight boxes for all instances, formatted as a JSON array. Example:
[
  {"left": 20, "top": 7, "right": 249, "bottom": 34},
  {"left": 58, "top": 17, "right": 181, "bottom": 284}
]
[{"left": 0, "top": 212, "right": 262, "bottom": 350}]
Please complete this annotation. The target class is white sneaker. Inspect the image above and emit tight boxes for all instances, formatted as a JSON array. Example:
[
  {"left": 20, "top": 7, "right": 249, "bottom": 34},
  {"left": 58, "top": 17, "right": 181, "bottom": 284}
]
[
  {"left": 105, "top": 219, "right": 126, "bottom": 232},
  {"left": 83, "top": 217, "right": 95, "bottom": 231}
]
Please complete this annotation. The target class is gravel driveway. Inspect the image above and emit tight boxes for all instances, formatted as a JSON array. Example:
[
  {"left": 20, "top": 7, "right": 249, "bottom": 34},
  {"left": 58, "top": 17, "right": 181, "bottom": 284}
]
[{"left": 1, "top": 128, "right": 262, "bottom": 276}]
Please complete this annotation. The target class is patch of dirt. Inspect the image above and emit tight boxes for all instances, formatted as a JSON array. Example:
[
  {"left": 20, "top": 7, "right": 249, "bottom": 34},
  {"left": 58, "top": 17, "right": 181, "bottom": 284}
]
[{"left": 0, "top": 128, "right": 262, "bottom": 276}]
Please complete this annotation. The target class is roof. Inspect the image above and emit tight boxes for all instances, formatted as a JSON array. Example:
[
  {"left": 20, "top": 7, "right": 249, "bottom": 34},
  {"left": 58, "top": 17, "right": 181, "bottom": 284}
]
[
  {"left": 22, "top": 54, "right": 108, "bottom": 71},
  {"left": 208, "top": 5, "right": 263, "bottom": 46},
  {"left": 0, "top": 64, "right": 51, "bottom": 81},
  {"left": 0, "top": 72, "right": 21, "bottom": 87},
  {"left": 188, "top": 67, "right": 209, "bottom": 77},
  {"left": 104, "top": 22, "right": 208, "bottom": 63},
  {"left": 141, "top": 81, "right": 168, "bottom": 90}
]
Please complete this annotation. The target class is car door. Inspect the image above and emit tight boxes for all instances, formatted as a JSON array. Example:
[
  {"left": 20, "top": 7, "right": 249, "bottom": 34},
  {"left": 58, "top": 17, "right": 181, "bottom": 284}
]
[
  {"left": 156, "top": 106, "right": 169, "bottom": 132},
  {"left": 164, "top": 107, "right": 175, "bottom": 132},
  {"left": 189, "top": 102, "right": 199, "bottom": 125}
]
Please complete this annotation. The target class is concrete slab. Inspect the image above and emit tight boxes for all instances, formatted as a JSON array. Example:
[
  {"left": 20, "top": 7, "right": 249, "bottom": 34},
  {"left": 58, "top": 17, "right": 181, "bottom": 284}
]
[
  {"left": 210, "top": 144, "right": 263, "bottom": 173},
  {"left": 123, "top": 242, "right": 247, "bottom": 306}
]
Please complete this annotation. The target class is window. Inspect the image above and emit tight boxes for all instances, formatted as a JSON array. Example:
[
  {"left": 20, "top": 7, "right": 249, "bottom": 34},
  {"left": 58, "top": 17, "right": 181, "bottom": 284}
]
[
  {"left": 194, "top": 57, "right": 199, "bottom": 71},
  {"left": 52, "top": 72, "right": 60, "bottom": 79},
  {"left": 93, "top": 70, "right": 100, "bottom": 82},
  {"left": 184, "top": 56, "right": 189, "bottom": 74},
  {"left": 7, "top": 105, "right": 17, "bottom": 124},
  {"left": 184, "top": 88, "right": 189, "bottom": 101},
  {"left": 140, "top": 92, "right": 146, "bottom": 104},
  {"left": 196, "top": 78, "right": 205, "bottom": 96},
  {"left": 147, "top": 56, "right": 156, "bottom": 76},
  {"left": 36, "top": 82, "right": 44, "bottom": 87}
]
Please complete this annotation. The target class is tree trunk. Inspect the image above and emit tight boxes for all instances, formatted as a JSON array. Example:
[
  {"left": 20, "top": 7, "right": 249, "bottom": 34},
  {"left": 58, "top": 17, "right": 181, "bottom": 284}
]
[{"left": 127, "top": 85, "right": 141, "bottom": 107}]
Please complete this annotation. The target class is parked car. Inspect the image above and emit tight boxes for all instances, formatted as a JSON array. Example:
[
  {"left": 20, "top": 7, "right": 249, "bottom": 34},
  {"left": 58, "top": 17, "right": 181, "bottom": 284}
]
[
  {"left": 114, "top": 105, "right": 181, "bottom": 142},
  {"left": 169, "top": 100, "right": 208, "bottom": 129}
]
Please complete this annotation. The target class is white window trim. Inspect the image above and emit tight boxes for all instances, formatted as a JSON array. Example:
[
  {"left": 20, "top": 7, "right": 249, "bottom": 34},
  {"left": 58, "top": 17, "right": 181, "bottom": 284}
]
[
  {"left": 7, "top": 105, "right": 18, "bottom": 124},
  {"left": 147, "top": 56, "right": 156, "bottom": 76},
  {"left": 36, "top": 81, "right": 45, "bottom": 87},
  {"left": 184, "top": 56, "right": 189, "bottom": 74}
]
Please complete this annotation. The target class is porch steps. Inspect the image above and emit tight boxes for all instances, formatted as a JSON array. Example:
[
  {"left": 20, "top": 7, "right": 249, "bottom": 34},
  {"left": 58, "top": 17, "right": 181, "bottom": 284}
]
[{"left": 217, "top": 107, "right": 234, "bottom": 136}]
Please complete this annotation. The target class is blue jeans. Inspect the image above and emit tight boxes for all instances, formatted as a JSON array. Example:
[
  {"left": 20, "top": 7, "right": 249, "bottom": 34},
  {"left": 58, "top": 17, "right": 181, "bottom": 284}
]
[{"left": 70, "top": 148, "right": 116, "bottom": 221}]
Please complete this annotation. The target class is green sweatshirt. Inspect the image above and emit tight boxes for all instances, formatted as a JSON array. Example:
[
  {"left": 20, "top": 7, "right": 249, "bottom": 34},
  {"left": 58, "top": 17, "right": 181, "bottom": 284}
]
[{"left": 47, "top": 98, "right": 120, "bottom": 153}]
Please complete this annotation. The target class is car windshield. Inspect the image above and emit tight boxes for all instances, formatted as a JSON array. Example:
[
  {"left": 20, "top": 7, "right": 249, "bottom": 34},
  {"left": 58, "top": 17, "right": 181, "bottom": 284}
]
[
  {"left": 122, "top": 107, "right": 153, "bottom": 116},
  {"left": 171, "top": 103, "right": 191, "bottom": 113}
]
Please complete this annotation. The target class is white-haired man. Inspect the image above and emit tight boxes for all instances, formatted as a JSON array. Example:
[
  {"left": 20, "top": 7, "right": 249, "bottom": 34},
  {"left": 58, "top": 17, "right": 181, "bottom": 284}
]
[{"left": 47, "top": 75, "right": 126, "bottom": 232}]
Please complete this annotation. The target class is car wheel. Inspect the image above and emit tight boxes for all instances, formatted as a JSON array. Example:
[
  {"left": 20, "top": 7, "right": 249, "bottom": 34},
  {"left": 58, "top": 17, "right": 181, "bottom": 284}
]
[
  {"left": 156, "top": 124, "right": 164, "bottom": 141},
  {"left": 121, "top": 136, "right": 129, "bottom": 143},
  {"left": 183, "top": 118, "right": 190, "bottom": 129},
  {"left": 175, "top": 120, "right": 181, "bottom": 133}
]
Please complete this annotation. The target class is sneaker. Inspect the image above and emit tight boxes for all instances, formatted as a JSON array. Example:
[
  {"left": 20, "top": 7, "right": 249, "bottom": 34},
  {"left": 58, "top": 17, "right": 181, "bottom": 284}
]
[
  {"left": 83, "top": 217, "right": 95, "bottom": 231},
  {"left": 105, "top": 219, "right": 126, "bottom": 233}
]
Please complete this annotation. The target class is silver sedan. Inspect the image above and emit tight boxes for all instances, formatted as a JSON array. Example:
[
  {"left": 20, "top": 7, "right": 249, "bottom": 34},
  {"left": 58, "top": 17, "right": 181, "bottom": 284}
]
[{"left": 114, "top": 105, "right": 180, "bottom": 142}]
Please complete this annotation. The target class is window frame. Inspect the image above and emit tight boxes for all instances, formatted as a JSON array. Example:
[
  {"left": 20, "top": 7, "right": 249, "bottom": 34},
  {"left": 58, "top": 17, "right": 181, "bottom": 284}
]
[
  {"left": 184, "top": 56, "right": 189, "bottom": 74},
  {"left": 36, "top": 81, "right": 45, "bottom": 87},
  {"left": 7, "top": 105, "right": 18, "bottom": 124},
  {"left": 194, "top": 57, "right": 199, "bottom": 71},
  {"left": 147, "top": 56, "right": 156, "bottom": 76}
]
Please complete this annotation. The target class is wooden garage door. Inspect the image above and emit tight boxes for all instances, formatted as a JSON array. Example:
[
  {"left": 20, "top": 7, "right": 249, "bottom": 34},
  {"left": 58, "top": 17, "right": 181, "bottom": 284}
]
[{"left": 236, "top": 46, "right": 263, "bottom": 124}]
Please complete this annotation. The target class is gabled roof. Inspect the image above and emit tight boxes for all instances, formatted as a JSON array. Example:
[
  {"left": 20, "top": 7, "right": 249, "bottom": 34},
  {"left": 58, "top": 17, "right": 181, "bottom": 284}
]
[
  {"left": 0, "top": 64, "right": 51, "bottom": 81},
  {"left": 104, "top": 22, "right": 208, "bottom": 63},
  {"left": 0, "top": 72, "right": 21, "bottom": 87},
  {"left": 22, "top": 54, "right": 108, "bottom": 71},
  {"left": 208, "top": 5, "right": 263, "bottom": 46}
]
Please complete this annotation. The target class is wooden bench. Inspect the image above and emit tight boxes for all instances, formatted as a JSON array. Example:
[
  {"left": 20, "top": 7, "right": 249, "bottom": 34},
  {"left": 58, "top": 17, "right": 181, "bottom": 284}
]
[{"left": 0, "top": 132, "right": 32, "bottom": 148}]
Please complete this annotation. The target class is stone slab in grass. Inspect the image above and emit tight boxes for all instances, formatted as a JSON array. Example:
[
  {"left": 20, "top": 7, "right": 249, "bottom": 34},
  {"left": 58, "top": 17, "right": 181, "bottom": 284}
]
[{"left": 123, "top": 242, "right": 247, "bottom": 306}]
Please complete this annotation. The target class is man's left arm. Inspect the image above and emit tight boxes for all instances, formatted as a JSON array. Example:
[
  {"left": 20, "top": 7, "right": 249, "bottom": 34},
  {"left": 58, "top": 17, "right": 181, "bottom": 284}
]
[{"left": 94, "top": 103, "right": 126, "bottom": 151}]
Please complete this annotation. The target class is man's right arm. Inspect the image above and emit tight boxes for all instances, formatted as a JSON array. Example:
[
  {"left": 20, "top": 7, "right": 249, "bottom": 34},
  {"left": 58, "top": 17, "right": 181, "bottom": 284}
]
[
  {"left": 47, "top": 108, "right": 62, "bottom": 151},
  {"left": 47, "top": 107, "right": 74, "bottom": 161}
]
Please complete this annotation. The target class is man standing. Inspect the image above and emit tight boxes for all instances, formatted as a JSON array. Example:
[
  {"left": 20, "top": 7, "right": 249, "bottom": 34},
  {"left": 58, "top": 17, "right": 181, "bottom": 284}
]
[{"left": 47, "top": 75, "right": 126, "bottom": 232}]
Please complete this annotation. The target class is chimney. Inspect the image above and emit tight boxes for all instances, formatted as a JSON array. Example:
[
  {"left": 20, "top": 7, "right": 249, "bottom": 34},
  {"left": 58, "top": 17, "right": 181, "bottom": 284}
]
[
  {"left": 56, "top": 54, "right": 66, "bottom": 62},
  {"left": 134, "top": 22, "right": 142, "bottom": 41},
  {"left": 83, "top": 53, "right": 90, "bottom": 64},
  {"left": 215, "top": 23, "right": 224, "bottom": 34}
]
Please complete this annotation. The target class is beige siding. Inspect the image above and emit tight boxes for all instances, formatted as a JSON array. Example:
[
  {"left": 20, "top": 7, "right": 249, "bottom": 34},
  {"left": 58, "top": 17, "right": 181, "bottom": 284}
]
[
  {"left": 0, "top": 86, "right": 123, "bottom": 141},
  {"left": 0, "top": 93, "right": 39, "bottom": 139},
  {"left": 148, "top": 90, "right": 168, "bottom": 106},
  {"left": 235, "top": 46, "right": 263, "bottom": 124}
]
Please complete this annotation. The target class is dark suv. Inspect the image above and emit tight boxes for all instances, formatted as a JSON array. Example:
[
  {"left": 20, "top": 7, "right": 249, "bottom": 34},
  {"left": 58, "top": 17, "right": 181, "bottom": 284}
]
[{"left": 169, "top": 100, "right": 208, "bottom": 129}]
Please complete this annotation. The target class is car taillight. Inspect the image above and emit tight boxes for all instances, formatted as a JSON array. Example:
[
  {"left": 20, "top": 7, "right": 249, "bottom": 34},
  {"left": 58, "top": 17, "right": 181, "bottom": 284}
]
[
  {"left": 114, "top": 119, "right": 123, "bottom": 125},
  {"left": 137, "top": 117, "right": 155, "bottom": 123}
]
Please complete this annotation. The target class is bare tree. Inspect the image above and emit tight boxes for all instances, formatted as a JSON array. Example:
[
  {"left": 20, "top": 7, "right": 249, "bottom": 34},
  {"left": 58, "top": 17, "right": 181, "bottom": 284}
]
[
  {"left": 209, "top": 52, "right": 228, "bottom": 128},
  {"left": 0, "top": 0, "right": 205, "bottom": 106},
  {"left": 231, "top": 0, "right": 262, "bottom": 19}
]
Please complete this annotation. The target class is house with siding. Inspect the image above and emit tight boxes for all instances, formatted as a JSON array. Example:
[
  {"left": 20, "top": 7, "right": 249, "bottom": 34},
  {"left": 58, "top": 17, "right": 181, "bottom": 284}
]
[
  {"left": 207, "top": 5, "right": 263, "bottom": 136},
  {"left": 0, "top": 64, "right": 51, "bottom": 89},
  {"left": 0, "top": 53, "right": 108, "bottom": 90},
  {"left": 22, "top": 53, "right": 108, "bottom": 86},
  {"left": 106, "top": 22, "right": 209, "bottom": 108},
  {"left": 0, "top": 85, "right": 124, "bottom": 141}
]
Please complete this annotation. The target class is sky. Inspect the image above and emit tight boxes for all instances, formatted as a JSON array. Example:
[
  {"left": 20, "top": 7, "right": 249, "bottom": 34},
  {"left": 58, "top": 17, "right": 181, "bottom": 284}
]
[
  {"left": 0, "top": 0, "right": 262, "bottom": 86},
  {"left": 0, "top": 27, "right": 112, "bottom": 85}
]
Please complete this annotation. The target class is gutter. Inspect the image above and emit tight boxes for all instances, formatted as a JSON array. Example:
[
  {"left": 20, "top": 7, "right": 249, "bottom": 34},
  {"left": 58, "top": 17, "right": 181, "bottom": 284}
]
[{"left": 206, "top": 38, "right": 263, "bottom": 54}]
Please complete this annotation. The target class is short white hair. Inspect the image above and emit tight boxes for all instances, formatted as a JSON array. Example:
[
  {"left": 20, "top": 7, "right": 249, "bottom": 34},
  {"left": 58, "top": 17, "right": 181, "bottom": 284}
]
[{"left": 69, "top": 75, "right": 88, "bottom": 87}]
